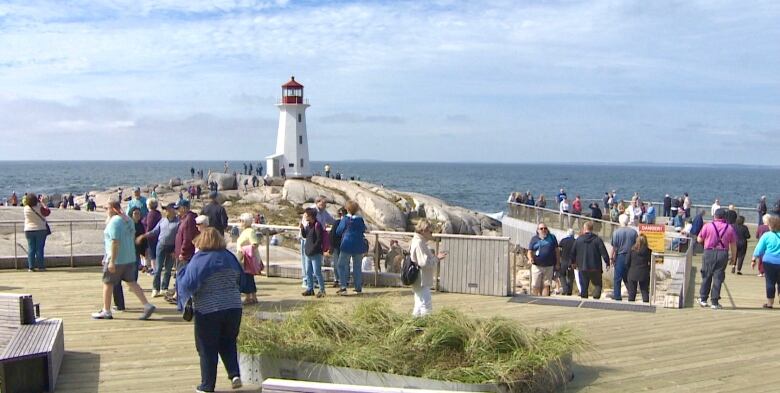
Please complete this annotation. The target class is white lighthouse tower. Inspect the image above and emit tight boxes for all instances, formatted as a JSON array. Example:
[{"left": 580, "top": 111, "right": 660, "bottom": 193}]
[{"left": 266, "top": 76, "right": 310, "bottom": 178}]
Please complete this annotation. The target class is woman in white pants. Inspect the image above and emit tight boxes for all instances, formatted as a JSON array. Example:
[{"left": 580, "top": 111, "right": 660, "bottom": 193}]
[{"left": 410, "top": 219, "right": 447, "bottom": 317}]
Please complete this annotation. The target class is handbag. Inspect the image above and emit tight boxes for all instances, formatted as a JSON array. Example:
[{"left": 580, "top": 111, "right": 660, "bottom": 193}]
[
  {"left": 183, "top": 298, "right": 193, "bottom": 321},
  {"left": 31, "top": 206, "right": 52, "bottom": 236}
]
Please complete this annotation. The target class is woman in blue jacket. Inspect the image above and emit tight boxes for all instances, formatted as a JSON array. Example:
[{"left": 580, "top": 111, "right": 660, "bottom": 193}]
[
  {"left": 752, "top": 214, "right": 780, "bottom": 309},
  {"left": 177, "top": 228, "right": 243, "bottom": 393},
  {"left": 335, "top": 200, "right": 367, "bottom": 295}
]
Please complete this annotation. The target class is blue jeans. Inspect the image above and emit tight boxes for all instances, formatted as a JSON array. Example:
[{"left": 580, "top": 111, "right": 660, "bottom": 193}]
[
  {"left": 613, "top": 254, "right": 628, "bottom": 300},
  {"left": 305, "top": 253, "right": 325, "bottom": 293},
  {"left": 332, "top": 249, "right": 341, "bottom": 283},
  {"left": 153, "top": 244, "right": 175, "bottom": 291},
  {"left": 194, "top": 308, "right": 242, "bottom": 392},
  {"left": 338, "top": 252, "right": 363, "bottom": 291},
  {"left": 25, "top": 230, "right": 47, "bottom": 270},
  {"left": 300, "top": 239, "right": 308, "bottom": 287},
  {"left": 763, "top": 262, "right": 780, "bottom": 299}
]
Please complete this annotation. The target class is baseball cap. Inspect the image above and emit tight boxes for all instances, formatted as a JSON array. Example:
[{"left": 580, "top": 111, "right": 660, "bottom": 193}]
[
  {"left": 164, "top": 202, "right": 176, "bottom": 210},
  {"left": 195, "top": 215, "right": 209, "bottom": 225},
  {"left": 175, "top": 199, "right": 190, "bottom": 209},
  {"left": 133, "top": 187, "right": 141, "bottom": 192}
]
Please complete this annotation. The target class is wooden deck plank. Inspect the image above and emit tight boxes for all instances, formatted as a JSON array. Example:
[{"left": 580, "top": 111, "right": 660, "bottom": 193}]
[{"left": 0, "top": 265, "right": 777, "bottom": 392}]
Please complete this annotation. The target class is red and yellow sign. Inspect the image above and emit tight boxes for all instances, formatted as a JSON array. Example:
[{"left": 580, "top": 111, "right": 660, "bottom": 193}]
[{"left": 639, "top": 224, "right": 665, "bottom": 252}]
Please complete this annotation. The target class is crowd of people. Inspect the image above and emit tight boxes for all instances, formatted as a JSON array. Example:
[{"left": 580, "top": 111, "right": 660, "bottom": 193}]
[{"left": 524, "top": 205, "right": 780, "bottom": 309}]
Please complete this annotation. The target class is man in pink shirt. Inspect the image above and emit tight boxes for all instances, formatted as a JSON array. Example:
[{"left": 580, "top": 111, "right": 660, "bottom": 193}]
[{"left": 696, "top": 208, "right": 737, "bottom": 309}]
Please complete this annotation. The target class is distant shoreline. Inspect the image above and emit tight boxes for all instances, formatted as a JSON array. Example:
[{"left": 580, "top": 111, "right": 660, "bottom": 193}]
[{"left": 0, "top": 159, "right": 779, "bottom": 169}]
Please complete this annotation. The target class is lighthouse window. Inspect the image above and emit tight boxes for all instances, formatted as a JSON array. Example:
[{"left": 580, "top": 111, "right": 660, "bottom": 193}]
[
  {"left": 300, "top": 159, "right": 304, "bottom": 168},
  {"left": 288, "top": 163, "right": 294, "bottom": 168},
  {"left": 299, "top": 135, "right": 303, "bottom": 144},
  {"left": 298, "top": 114, "right": 302, "bottom": 122}
]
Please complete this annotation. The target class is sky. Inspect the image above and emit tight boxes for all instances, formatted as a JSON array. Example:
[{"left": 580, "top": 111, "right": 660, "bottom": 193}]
[{"left": 0, "top": 0, "right": 779, "bottom": 164}]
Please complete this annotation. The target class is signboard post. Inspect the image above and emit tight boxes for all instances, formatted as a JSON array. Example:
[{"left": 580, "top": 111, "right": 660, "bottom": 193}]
[{"left": 639, "top": 224, "right": 665, "bottom": 253}]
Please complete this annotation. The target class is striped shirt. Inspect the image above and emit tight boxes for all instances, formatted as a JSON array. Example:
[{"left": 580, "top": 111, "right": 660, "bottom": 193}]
[{"left": 192, "top": 268, "right": 242, "bottom": 314}]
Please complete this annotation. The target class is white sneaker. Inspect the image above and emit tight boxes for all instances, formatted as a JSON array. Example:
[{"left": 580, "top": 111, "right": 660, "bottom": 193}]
[
  {"left": 231, "top": 376, "right": 242, "bottom": 389},
  {"left": 698, "top": 300, "right": 708, "bottom": 308},
  {"left": 92, "top": 309, "right": 113, "bottom": 319},
  {"left": 151, "top": 290, "right": 160, "bottom": 298},
  {"left": 711, "top": 304, "right": 722, "bottom": 310}
]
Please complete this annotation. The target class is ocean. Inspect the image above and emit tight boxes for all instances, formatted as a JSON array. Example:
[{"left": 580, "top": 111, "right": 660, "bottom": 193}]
[{"left": 1, "top": 161, "right": 778, "bottom": 213}]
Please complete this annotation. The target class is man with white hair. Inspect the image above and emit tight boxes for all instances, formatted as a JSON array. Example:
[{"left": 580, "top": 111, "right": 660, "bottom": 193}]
[
  {"left": 610, "top": 214, "right": 637, "bottom": 301},
  {"left": 757, "top": 196, "right": 768, "bottom": 226},
  {"left": 711, "top": 199, "right": 721, "bottom": 217}
]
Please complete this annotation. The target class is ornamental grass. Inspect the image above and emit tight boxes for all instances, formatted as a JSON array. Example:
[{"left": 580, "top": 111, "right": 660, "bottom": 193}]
[{"left": 238, "top": 299, "right": 585, "bottom": 386}]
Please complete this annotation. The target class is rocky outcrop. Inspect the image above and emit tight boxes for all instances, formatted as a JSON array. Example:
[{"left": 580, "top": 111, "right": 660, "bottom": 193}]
[
  {"left": 239, "top": 187, "right": 284, "bottom": 204},
  {"left": 310, "top": 177, "right": 406, "bottom": 231},
  {"left": 282, "top": 180, "right": 347, "bottom": 206},
  {"left": 169, "top": 177, "right": 182, "bottom": 187},
  {"left": 208, "top": 173, "right": 237, "bottom": 191},
  {"left": 403, "top": 192, "right": 501, "bottom": 235}
]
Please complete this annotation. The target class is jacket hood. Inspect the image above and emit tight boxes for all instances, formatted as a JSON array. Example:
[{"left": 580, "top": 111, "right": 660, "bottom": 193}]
[{"left": 582, "top": 232, "right": 598, "bottom": 243}]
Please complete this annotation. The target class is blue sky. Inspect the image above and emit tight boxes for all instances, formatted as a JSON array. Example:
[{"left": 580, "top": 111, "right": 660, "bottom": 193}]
[{"left": 0, "top": 0, "right": 778, "bottom": 164}]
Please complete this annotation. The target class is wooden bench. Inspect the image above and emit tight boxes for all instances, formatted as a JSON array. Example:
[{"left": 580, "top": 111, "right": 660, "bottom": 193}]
[
  {"left": 261, "top": 378, "right": 474, "bottom": 393},
  {"left": 0, "top": 293, "right": 64, "bottom": 393}
]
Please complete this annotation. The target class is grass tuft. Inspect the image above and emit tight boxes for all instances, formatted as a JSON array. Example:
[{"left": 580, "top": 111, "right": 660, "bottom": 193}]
[{"left": 239, "top": 300, "right": 584, "bottom": 385}]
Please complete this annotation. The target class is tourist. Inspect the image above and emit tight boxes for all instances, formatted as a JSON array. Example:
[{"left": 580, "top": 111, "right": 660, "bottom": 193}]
[
  {"left": 138, "top": 202, "right": 179, "bottom": 297},
  {"left": 329, "top": 207, "right": 347, "bottom": 288},
  {"left": 92, "top": 200, "right": 156, "bottom": 320},
  {"left": 757, "top": 196, "right": 768, "bottom": 226},
  {"left": 663, "top": 194, "right": 672, "bottom": 217},
  {"left": 151, "top": 185, "right": 158, "bottom": 201},
  {"left": 300, "top": 208, "right": 326, "bottom": 297},
  {"left": 626, "top": 233, "right": 652, "bottom": 303},
  {"left": 670, "top": 196, "right": 680, "bottom": 218},
  {"left": 672, "top": 210, "right": 685, "bottom": 230},
  {"left": 280, "top": 167, "right": 286, "bottom": 179},
  {"left": 176, "top": 199, "right": 199, "bottom": 266},
  {"left": 731, "top": 215, "right": 751, "bottom": 275},
  {"left": 324, "top": 163, "right": 331, "bottom": 178},
  {"left": 683, "top": 193, "right": 691, "bottom": 218},
  {"left": 609, "top": 203, "right": 620, "bottom": 222},
  {"left": 249, "top": 163, "right": 253, "bottom": 176},
  {"left": 526, "top": 191, "right": 535, "bottom": 206},
  {"left": 571, "top": 221, "right": 610, "bottom": 299},
  {"left": 589, "top": 202, "right": 602, "bottom": 220},
  {"left": 557, "top": 188, "right": 567, "bottom": 204},
  {"left": 243, "top": 178, "right": 248, "bottom": 192},
  {"left": 190, "top": 167, "right": 195, "bottom": 178},
  {"left": 258, "top": 163, "right": 263, "bottom": 176},
  {"left": 527, "top": 223, "right": 559, "bottom": 296},
  {"left": 202, "top": 192, "right": 228, "bottom": 234},
  {"left": 236, "top": 213, "right": 259, "bottom": 304},
  {"left": 690, "top": 209, "right": 705, "bottom": 238},
  {"left": 755, "top": 214, "right": 771, "bottom": 277},
  {"left": 126, "top": 187, "right": 148, "bottom": 218},
  {"left": 711, "top": 199, "right": 721, "bottom": 216},
  {"left": 751, "top": 214, "right": 780, "bottom": 308},
  {"left": 145, "top": 199, "right": 162, "bottom": 275},
  {"left": 335, "top": 200, "right": 367, "bottom": 295},
  {"left": 572, "top": 195, "right": 582, "bottom": 216},
  {"left": 536, "top": 194, "right": 546, "bottom": 209},
  {"left": 559, "top": 196, "right": 570, "bottom": 227},
  {"left": 223, "top": 161, "right": 229, "bottom": 173},
  {"left": 195, "top": 215, "right": 210, "bottom": 236},
  {"left": 628, "top": 199, "right": 642, "bottom": 226},
  {"left": 23, "top": 193, "right": 51, "bottom": 272},
  {"left": 130, "top": 208, "right": 147, "bottom": 272},
  {"left": 696, "top": 208, "right": 737, "bottom": 310},
  {"left": 602, "top": 193, "right": 610, "bottom": 215},
  {"left": 9, "top": 191, "right": 18, "bottom": 207},
  {"left": 558, "top": 229, "right": 576, "bottom": 296},
  {"left": 176, "top": 228, "right": 243, "bottom": 393},
  {"left": 611, "top": 214, "right": 637, "bottom": 301},
  {"left": 410, "top": 219, "right": 446, "bottom": 317}
]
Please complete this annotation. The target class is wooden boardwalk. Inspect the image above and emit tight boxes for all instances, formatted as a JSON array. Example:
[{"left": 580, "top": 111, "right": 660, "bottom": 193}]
[{"left": 2, "top": 263, "right": 778, "bottom": 392}]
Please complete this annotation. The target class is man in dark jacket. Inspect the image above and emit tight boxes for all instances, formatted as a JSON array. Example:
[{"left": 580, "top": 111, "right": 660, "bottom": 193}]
[
  {"left": 558, "top": 229, "right": 577, "bottom": 296},
  {"left": 201, "top": 192, "right": 228, "bottom": 234},
  {"left": 571, "top": 221, "right": 610, "bottom": 299},
  {"left": 663, "top": 194, "right": 672, "bottom": 217}
]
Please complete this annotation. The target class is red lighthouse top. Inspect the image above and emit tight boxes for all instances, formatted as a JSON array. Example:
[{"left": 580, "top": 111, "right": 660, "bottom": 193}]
[{"left": 281, "top": 76, "right": 303, "bottom": 104}]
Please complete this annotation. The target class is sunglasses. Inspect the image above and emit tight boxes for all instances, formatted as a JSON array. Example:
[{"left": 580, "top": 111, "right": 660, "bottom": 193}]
[{"left": 538, "top": 227, "right": 548, "bottom": 231}]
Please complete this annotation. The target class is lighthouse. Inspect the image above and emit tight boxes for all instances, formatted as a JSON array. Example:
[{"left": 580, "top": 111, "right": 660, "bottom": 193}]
[{"left": 266, "top": 76, "right": 311, "bottom": 178}]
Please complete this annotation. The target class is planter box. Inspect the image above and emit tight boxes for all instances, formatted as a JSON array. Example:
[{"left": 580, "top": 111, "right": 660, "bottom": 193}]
[{"left": 238, "top": 353, "right": 572, "bottom": 393}]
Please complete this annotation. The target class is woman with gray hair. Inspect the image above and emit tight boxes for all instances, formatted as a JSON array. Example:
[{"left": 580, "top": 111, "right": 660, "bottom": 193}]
[
  {"left": 409, "top": 219, "right": 447, "bottom": 316},
  {"left": 236, "top": 213, "right": 259, "bottom": 304}
]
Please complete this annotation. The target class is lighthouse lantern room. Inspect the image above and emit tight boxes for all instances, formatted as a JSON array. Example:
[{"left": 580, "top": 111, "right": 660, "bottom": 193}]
[{"left": 266, "top": 76, "right": 311, "bottom": 178}]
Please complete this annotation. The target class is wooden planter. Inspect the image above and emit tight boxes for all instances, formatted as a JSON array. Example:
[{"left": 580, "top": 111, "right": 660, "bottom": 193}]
[{"left": 238, "top": 353, "right": 573, "bottom": 393}]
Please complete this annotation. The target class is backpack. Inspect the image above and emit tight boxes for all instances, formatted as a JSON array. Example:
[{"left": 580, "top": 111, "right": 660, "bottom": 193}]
[{"left": 400, "top": 252, "right": 419, "bottom": 286}]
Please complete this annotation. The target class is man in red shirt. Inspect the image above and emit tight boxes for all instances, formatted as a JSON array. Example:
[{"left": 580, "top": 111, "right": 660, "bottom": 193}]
[{"left": 696, "top": 208, "right": 737, "bottom": 309}]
